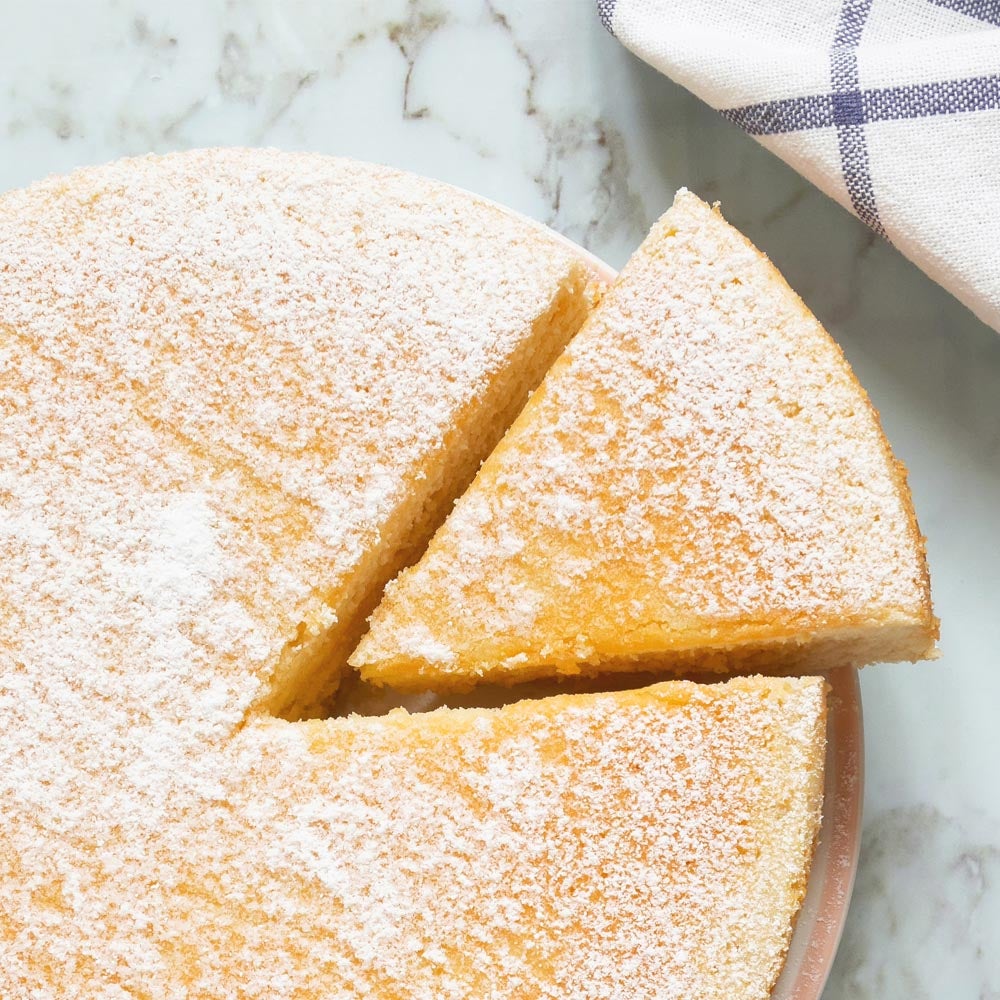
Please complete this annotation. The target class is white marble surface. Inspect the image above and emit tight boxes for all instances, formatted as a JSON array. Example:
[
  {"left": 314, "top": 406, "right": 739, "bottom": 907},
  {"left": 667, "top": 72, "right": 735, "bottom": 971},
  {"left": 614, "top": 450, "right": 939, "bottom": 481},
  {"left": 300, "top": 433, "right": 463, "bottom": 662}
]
[{"left": 2, "top": 1, "right": 997, "bottom": 995}]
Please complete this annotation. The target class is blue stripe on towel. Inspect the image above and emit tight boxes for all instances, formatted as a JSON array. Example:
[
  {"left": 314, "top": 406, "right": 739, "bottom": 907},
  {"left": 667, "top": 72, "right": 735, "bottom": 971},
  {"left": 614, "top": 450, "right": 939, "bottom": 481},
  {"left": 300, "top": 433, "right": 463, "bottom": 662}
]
[
  {"left": 598, "top": 0, "right": 617, "bottom": 34},
  {"left": 722, "top": 74, "right": 1000, "bottom": 134},
  {"left": 931, "top": 0, "right": 1000, "bottom": 26},
  {"left": 830, "top": 0, "right": 885, "bottom": 236}
]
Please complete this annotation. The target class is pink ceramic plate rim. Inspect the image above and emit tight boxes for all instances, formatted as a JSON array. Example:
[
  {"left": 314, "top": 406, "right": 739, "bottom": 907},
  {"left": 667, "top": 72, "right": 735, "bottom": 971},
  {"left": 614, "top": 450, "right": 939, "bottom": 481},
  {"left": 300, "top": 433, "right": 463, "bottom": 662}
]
[{"left": 771, "top": 666, "right": 863, "bottom": 999}]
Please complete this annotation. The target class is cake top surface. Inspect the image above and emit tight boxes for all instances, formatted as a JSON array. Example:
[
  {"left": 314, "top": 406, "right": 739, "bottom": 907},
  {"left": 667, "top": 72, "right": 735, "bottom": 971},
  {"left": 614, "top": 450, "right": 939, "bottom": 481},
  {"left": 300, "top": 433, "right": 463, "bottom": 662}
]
[
  {"left": 353, "top": 190, "right": 935, "bottom": 681},
  {"left": 0, "top": 147, "right": 592, "bottom": 722}
]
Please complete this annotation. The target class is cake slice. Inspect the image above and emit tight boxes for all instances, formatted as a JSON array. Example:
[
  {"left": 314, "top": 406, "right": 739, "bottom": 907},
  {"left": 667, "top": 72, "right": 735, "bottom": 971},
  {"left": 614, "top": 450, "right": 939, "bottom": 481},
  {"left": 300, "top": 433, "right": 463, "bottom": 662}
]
[
  {"left": 2, "top": 674, "right": 826, "bottom": 999},
  {"left": 353, "top": 191, "right": 937, "bottom": 690},
  {"left": 0, "top": 149, "right": 601, "bottom": 718}
]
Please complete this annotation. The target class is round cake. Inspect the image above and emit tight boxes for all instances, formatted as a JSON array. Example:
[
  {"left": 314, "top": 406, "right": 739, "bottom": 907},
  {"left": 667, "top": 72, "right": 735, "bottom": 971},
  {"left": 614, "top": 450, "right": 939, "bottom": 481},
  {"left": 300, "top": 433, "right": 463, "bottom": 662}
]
[{"left": 0, "top": 149, "right": 916, "bottom": 998}]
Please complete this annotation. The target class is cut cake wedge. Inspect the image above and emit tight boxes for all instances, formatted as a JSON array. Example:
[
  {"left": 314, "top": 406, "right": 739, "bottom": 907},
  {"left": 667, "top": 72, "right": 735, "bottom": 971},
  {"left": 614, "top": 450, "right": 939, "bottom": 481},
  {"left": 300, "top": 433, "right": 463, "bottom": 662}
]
[{"left": 353, "top": 191, "right": 937, "bottom": 690}]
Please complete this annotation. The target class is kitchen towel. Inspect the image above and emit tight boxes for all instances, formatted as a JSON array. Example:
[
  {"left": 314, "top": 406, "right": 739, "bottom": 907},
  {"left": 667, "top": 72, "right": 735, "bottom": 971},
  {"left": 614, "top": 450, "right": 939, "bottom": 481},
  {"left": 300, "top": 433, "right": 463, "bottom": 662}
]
[{"left": 599, "top": 0, "right": 1000, "bottom": 332}]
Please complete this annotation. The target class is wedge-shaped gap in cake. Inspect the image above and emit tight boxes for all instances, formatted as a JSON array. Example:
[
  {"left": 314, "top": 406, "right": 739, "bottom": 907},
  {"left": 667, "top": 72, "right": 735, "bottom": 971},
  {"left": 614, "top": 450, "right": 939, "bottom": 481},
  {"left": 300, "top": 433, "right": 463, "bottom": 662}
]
[{"left": 333, "top": 651, "right": 883, "bottom": 718}]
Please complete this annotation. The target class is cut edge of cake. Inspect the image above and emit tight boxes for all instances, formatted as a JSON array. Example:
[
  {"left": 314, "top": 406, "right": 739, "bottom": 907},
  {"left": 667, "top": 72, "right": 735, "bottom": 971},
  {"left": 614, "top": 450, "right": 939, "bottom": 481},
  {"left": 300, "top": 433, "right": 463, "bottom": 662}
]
[{"left": 264, "top": 266, "right": 601, "bottom": 719}]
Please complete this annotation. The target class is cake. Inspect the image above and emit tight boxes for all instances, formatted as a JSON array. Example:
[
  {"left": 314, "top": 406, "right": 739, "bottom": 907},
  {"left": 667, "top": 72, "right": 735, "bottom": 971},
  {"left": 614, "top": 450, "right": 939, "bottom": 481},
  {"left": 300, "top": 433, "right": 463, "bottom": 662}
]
[
  {"left": 0, "top": 152, "right": 855, "bottom": 997},
  {"left": 352, "top": 191, "right": 938, "bottom": 692}
]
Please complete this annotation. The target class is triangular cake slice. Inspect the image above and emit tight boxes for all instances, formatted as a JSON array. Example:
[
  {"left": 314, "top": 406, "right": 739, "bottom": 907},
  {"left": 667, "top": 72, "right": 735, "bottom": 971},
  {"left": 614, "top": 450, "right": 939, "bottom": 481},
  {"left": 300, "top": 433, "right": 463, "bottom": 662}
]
[{"left": 353, "top": 191, "right": 937, "bottom": 690}]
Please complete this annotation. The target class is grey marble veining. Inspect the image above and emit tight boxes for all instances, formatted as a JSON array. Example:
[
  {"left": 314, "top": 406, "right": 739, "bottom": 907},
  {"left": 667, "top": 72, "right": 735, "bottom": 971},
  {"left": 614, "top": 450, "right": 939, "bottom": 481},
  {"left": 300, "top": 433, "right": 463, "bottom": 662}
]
[{"left": 1, "top": 1, "right": 998, "bottom": 995}]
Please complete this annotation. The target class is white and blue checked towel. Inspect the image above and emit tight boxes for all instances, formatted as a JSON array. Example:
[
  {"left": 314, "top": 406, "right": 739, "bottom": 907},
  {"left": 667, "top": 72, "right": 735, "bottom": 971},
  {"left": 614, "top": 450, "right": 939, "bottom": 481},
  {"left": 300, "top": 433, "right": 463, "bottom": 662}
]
[{"left": 599, "top": 0, "right": 1000, "bottom": 332}]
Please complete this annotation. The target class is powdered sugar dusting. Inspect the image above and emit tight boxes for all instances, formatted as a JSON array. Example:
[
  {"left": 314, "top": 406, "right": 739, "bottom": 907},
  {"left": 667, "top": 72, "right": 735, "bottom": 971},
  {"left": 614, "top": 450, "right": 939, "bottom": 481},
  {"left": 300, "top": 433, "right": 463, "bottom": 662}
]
[{"left": 354, "top": 190, "right": 935, "bottom": 681}]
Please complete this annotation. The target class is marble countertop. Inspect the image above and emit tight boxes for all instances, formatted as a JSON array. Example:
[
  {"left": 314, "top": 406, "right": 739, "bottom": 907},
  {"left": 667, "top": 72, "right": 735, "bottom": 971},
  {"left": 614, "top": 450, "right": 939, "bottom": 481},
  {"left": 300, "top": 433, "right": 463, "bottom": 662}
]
[{"left": 2, "top": 2, "right": 997, "bottom": 995}]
